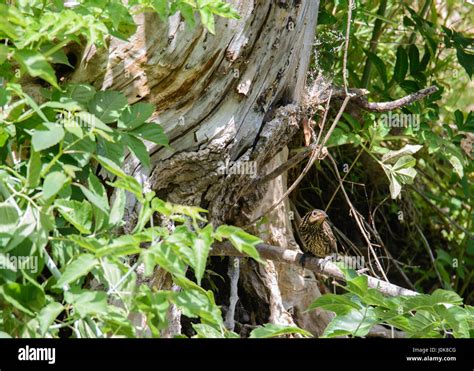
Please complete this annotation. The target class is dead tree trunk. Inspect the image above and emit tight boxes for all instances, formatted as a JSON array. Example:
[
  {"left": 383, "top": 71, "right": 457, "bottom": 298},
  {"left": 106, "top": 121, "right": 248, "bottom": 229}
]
[{"left": 71, "top": 0, "right": 332, "bottom": 336}]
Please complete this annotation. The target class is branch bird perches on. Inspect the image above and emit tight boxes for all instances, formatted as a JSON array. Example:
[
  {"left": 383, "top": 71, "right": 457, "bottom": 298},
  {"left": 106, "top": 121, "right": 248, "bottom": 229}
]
[{"left": 211, "top": 242, "right": 418, "bottom": 297}]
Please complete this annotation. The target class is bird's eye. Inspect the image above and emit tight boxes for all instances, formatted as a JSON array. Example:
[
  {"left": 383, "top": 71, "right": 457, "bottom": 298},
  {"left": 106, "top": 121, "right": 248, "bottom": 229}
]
[{"left": 312, "top": 211, "right": 318, "bottom": 217}]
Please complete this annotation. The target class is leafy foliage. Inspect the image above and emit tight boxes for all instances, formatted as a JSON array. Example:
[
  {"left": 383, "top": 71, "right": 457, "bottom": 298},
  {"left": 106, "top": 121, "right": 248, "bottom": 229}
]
[{"left": 309, "top": 269, "right": 474, "bottom": 338}]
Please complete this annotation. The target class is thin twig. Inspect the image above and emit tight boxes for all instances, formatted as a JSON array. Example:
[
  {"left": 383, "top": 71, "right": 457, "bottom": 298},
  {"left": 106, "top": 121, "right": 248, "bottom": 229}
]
[
  {"left": 416, "top": 225, "right": 443, "bottom": 287},
  {"left": 326, "top": 152, "right": 389, "bottom": 282}
]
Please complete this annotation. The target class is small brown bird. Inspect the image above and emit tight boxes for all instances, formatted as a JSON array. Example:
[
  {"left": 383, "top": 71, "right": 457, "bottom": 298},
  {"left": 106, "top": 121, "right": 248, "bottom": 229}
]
[{"left": 299, "top": 209, "right": 337, "bottom": 258}]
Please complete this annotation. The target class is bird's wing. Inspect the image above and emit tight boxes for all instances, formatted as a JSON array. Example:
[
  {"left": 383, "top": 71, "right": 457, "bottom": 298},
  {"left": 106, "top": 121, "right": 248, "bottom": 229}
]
[{"left": 323, "top": 221, "right": 338, "bottom": 253}]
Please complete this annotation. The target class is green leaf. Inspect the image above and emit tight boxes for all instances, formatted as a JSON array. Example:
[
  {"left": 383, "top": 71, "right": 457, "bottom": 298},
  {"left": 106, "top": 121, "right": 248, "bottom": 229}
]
[
  {"left": 399, "top": 79, "right": 421, "bottom": 93},
  {"left": 37, "top": 302, "right": 64, "bottom": 335},
  {"left": 118, "top": 102, "right": 155, "bottom": 130},
  {"left": 0, "top": 283, "right": 46, "bottom": 316},
  {"left": 381, "top": 144, "right": 422, "bottom": 164},
  {"left": 108, "top": 176, "right": 144, "bottom": 202},
  {"left": 322, "top": 307, "right": 378, "bottom": 338},
  {"left": 214, "top": 225, "right": 263, "bottom": 263},
  {"left": 402, "top": 290, "right": 463, "bottom": 314},
  {"left": 431, "top": 289, "right": 463, "bottom": 306},
  {"left": 206, "top": 1, "right": 240, "bottom": 19},
  {"left": 67, "top": 235, "right": 102, "bottom": 253},
  {"left": 124, "top": 133, "right": 151, "bottom": 169},
  {"left": 42, "top": 171, "right": 68, "bottom": 199},
  {"left": 307, "top": 293, "right": 361, "bottom": 315},
  {"left": 190, "top": 225, "right": 213, "bottom": 285},
  {"left": 64, "top": 84, "right": 97, "bottom": 105},
  {"left": 3, "top": 204, "right": 37, "bottom": 250},
  {"left": 407, "top": 310, "right": 439, "bottom": 338},
  {"left": 64, "top": 288, "right": 108, "bottom": 318},
  {"left": 97, "top": 135, "right": 125, "bottom": 167},
  {"left": 26, "top": 150, "right": 42, "bottom": 189},
  {"left": 102, "top": 307, "right": 137, "bottom": 337},
  {"left": 363, "top": 289, "right": 398, "bottom": 310},
  {"left": 454, "top": 110, "right": 464, "bottom": 127},
  {"left": 392, "top": 155, "right": 416, "bottom": 171},
  {"left": 455, "top": 46, "right": 473, "bottom": 78},
  {"left": 381, "top": 154, "right": 418, "bottom": 199},
  {"left": 75, "top": 111, "right": 113, "bottom": 133},
  {"left": 14, "top": 49, "right": 59, "bottom": 89},
  {"left": 31, "top": 122, "right": 65, "bottom": 152},
  {"left": 0, "top": 202, "right": 19, "bottom": 234},
  {"left": 200, "top": 7, "right": 216, "bottom": 34},
  {"left": 109, "top": 188, "right": 126, "bottom": 227},
  {"left": 168, "top": 204, "right": 208, "bottom": 222},
  {"left": 435, "top": 305, "right": 469, "bottom": 338},
  {"left": 192, "top": 323, "right": 225, "bottom": 338},
  {"left": 364, "top": 50, "right": 387, "bottom": 86},
  {"left": 170, "top": 287, "right": 223, "bottom": 327},
  {"left": 95, "top": 235, "right": 141, "bottom": 258},
  {"left": 134, "top": 287, "right": 170, "bottom": 333},
  {"left": 129, "top": 122, "right": 168, "bottom": 146},
  {"left": 55, "top": 199, "right": 93, "bottom": 234},
  {"left": 96, "top": 155, "right": 129, "bottom": 178},
  {"left": 249, "top": 323, "right": 312, "bottom": 338},
  {"left": 151, "top": 0, "right": 169, "bottom": 18},
  {"left": 88, "top": 91, "right": 128, "bottom": 124},
  {"left": 175, "top": 3, "right": 196, "bottom": 28},
  {"left": 346, "top": 275, "right": 368, "bottom": 297},
  {"left": 99, "top": 260, "right": 136, "bottom": 296},
  {"left": 418, "top": 45, "right": 432, "bottom": 72},
  {"left": 408, "top": 44, "right": 420, "bottom": 75},
  {"left": 448, "top": 154, "right": 464, "bottom": 178},
  {"left": 141, "top": 242, "right": 187, "bottom": 278},
  {"left": 393, "top": 46, "right": 408, "bottom": 83},
  {"left": 82, "top": 173, "right": 110, "bottom": 213},
  {"left": 0, "top": 44, "right": 8, "bottom": 65},
  {"left": 55, "top": 254, "right": 98, "bottom": 288}
]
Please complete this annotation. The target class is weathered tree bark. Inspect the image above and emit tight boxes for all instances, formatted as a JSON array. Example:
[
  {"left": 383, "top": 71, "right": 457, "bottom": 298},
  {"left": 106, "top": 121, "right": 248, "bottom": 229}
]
[{"left": 71, "top": 0, "right": 332, "bottom": 336}]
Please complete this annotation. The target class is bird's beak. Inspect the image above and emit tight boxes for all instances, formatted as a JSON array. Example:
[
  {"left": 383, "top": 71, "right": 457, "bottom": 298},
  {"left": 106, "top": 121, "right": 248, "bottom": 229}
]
[
  {"left": 312, "top": 211, "right": 327, "bottom": 225},
  {"left": 317, "top": 212, "right": 328, "bottom": 222}
]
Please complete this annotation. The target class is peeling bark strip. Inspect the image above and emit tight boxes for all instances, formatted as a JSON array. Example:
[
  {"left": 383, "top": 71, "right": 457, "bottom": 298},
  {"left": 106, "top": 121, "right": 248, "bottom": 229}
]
[{"left": 212, "top": 242, "right": 419, "bottom": 297}]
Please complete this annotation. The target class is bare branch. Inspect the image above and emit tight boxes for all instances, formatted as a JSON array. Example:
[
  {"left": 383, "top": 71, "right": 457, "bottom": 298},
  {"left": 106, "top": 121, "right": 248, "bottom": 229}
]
[
  {"left": 211, "top": 242, "right": 418, "bottom": 297},
  {"left": 353, "top": 86, "right": 439, "bottom": 112}
]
